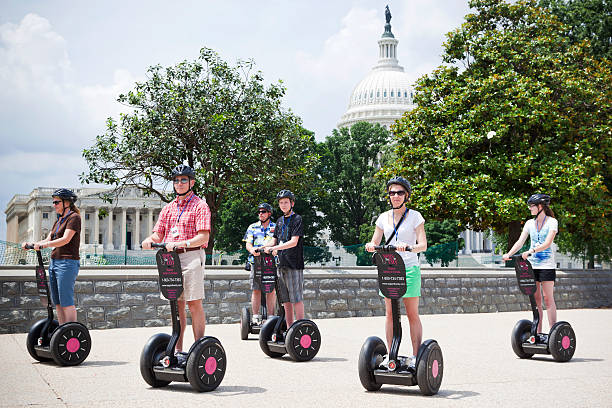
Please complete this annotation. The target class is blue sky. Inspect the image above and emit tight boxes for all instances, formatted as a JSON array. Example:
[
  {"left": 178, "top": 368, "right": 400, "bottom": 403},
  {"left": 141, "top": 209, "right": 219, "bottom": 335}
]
[{"left": 0, "top": 1, "right": 471, "bottom": 240}]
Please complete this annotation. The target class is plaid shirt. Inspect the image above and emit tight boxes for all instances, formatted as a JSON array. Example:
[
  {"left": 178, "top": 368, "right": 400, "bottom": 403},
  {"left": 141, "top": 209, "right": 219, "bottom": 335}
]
[
  {"left": 153, "top": 192, "right": 211, "bottom": 246},
  {"left": 243, "top": 220, "right": 276, "bottom": 263}
]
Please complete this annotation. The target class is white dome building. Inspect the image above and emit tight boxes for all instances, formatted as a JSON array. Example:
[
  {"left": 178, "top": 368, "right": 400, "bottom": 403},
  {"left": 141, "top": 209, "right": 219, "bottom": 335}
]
[{"left": 337, "top": 10, "right": 415, "bottom": 129}]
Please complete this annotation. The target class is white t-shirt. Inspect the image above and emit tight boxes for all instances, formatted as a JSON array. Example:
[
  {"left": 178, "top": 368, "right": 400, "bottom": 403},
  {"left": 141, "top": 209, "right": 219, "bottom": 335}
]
[
  {"left": 375, "top": 208, "right": 425, "bottom": 267},
  {"left": 523, "top": 217, "right": 558, "bottom": 269}
]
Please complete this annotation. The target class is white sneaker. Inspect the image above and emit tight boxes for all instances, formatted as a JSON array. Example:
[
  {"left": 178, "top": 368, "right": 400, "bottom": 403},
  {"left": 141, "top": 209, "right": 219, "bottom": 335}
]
[
  {"left": 253, "top": 314, "right": 261, "bottom": 324},
  {"left": 408, "top": 356, "right": 416, "bottom": 369},
  {"left": 380, "top": 354, "right": 390, "bottom": 369}
]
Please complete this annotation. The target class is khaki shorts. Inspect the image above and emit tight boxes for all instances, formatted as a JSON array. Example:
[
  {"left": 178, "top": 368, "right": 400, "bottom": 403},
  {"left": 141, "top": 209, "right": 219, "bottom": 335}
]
[{"left": 159, "top": 250, "right": 205, "bottom": 301}]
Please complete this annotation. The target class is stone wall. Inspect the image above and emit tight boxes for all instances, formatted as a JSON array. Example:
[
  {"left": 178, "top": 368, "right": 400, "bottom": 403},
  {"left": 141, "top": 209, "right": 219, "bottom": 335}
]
[{"left": 1, "top": 266, "right": 611, "bottom": 334}]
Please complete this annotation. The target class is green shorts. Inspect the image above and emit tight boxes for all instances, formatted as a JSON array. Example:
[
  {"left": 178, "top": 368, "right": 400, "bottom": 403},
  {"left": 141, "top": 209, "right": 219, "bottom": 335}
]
[{"left": 379, "top": 265, "right": 422, "bottom": 298}]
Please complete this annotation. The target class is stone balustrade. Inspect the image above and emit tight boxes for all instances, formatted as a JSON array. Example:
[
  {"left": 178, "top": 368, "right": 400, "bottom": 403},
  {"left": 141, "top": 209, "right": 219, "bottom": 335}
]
[{"left": 1, "top": 266, "right": 610, "bottom": 334}]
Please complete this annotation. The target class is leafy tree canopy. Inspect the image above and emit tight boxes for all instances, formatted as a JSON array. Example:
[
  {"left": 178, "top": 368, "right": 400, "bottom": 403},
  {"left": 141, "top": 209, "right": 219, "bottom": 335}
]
[
  {"left": 81, "top": 48, "right": 318, "bottom": 252},
  {"left": 385, "top": 0, "right": 612, "bottom": 264}
]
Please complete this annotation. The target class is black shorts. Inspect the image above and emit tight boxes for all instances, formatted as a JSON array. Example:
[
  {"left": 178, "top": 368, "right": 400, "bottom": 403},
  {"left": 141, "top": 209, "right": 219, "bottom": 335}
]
[{"left": 534, "top": 269, "right": 556, "bottom": 282}]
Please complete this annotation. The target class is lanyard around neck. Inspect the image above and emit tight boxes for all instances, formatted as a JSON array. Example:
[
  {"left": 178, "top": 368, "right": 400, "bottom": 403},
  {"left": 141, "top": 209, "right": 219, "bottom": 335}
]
[
  {"left": 392, "top": 208, "right": 408, "bottom": 242},
  {"left": 281, "top": 213, "right": 293, "bottom": 242},
  {"left": 536, "top": 215, "right": 547, "bottom": 241},
  {"left": 175, "top": 194, "right": 194, "bottom": 224},
  {"left": 54, "top": 210, "right": 72, "bottom": 237}
]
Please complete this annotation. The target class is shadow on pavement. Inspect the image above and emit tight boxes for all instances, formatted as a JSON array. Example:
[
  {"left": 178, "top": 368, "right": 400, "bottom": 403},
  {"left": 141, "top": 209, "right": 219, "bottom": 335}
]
[
  {"left": 376, "top": 387, "right": 479, "bottom": 399},
  {"left": 148, "top": 384, "right": 266, "bottom": 396},
  {"left": 529, "top": 356, "right": 604, "bottom": 363}
]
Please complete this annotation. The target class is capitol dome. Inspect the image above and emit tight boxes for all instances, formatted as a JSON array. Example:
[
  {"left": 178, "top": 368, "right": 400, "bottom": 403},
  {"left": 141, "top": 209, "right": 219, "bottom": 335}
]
[{"left": 337, "top": 9, "right": 415, "bottom": 130}]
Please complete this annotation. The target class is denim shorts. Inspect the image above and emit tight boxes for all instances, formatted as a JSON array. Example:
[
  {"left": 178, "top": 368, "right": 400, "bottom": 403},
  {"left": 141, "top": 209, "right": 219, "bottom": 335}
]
[{"left": 48, "top": 259, "right": 80, "bottom": 306}]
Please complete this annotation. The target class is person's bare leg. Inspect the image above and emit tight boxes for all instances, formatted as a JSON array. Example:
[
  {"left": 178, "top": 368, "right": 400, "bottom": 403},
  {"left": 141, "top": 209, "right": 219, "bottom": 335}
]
[
  {"left": 187, "top": 299, "right": 206, "bottom": 341},
  {"left": 176, "top": 299, "right": 187, "bottom": 352},
  {"left": 403, "top": 297, "right": 422, "bottom": 357},
  {"left": 541, "top": 281, "right": 557, "bottom": 331},
  {"left": 534, "top": 282, "right": 544, "bottom": 333}
]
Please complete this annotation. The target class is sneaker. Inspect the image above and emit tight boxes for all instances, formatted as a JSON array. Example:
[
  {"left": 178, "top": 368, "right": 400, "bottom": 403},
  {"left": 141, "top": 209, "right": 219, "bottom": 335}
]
[
  {"left": 253, "top": 314, "right": 262, "bottom": 325},
  {"left": 408, "top": 356, "right": 416, "bottom": 370},
  {"left": 379, "top": 354, "right": 390, "bottom": 369},
  {"left": 175, "top": 351, "right": 188, "bottom": 366},
  {"left": 537, "top": 334, "right": 549, "bottom": 344}
]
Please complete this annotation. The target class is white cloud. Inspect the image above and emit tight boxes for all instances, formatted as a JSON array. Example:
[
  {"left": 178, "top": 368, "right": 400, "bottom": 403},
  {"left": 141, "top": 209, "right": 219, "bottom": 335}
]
[{"left": 0, "top": 13, "right": 138, "bottom": 153}]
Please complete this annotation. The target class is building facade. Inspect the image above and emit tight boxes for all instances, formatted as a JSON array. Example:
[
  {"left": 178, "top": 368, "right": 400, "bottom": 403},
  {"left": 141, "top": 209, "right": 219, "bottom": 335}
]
[
  {"left": 5, "top": 186, "right": 165, "bottom": 251},
  {"left": 337, "top": 7, "right": 493, "bottom": 255}
]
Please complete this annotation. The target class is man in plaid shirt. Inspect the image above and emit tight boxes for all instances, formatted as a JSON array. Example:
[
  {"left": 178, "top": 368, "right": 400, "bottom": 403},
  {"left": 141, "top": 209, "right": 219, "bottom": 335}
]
[{"left": 142, "top": 164, "right": 210, "bottom": 358}]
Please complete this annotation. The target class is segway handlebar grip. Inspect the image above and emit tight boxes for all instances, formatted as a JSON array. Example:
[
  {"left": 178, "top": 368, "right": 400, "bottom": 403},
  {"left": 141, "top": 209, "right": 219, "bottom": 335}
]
[
  {"left": 373, "top": 245, "right": 397, "bottom": 252},
  {"left": 255, "top": 247, "right": 267, "bottom": 254},
  {"left": 151, "top": 243, "right": 167, "bottom": 249},
  {"left": 24, "top": 244, "right": 35, "bottom": 250}
]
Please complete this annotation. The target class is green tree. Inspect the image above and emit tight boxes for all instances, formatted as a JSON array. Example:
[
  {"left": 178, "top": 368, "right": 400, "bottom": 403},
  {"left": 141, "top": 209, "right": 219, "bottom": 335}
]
[
  {"left": 385, "top": 0, "right": 612, "bottom": 266},
  {"left": 317, "top": 122, "right": 392, "bottom": 246},
  {"left": 539, "top": 0, "right": 612, "bottom": 60},
  {"left": 81, "top": 48, "right": 318, "bottom": 254}
]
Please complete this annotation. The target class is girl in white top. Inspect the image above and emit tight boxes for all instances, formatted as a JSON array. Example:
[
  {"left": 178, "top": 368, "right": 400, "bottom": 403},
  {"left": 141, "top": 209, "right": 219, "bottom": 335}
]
[
  {"left": 366, "top": 176, "right": 427, "bottom": 369},
  {"left": 503, "top": 194, "right": 559, "bottom": 335}
]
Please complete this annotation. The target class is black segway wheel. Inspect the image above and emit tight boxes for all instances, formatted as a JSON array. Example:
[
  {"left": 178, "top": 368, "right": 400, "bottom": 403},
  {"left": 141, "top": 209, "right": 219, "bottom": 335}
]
[
  {"left": 140, "top": 333, "right": 171, "bottom": 388},
  {"left": 49, "top": 322, "right": 91, "bottom": 366},
  {"left": 549, "top": 321, "right": 576, "bottom": 362},
  {"left": 240, "top": 307, "right": 251, "bottom": 340},
  {"left": 259, "top": 316, "right": 287, "bottom": 358},
  {"left": 511, "top": 319, "right": 534, "bottom": 359},
  {"left": 416, "top": 340, "right": 443, "bottom": 396},
  {"left": 286, "top": 319, "right": 321, "bottom": 362},
  {"left": 26, "top": 318, "right": 58, "bottom": 362},
  {"left": 186, "top": 337, "right": 226, "bottom": 392},
  {"left": 358, "top": 336, "right": 386, "bottom": 391}
]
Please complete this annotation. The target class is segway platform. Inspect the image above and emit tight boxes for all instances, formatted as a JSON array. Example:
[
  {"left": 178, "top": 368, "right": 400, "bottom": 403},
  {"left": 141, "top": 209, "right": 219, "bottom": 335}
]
[
  {"left": 358, "top": 246, "right": 443, "bottom": 395},
  {"left": 510, "top": 255, "right": 576, "bottom": 362}
]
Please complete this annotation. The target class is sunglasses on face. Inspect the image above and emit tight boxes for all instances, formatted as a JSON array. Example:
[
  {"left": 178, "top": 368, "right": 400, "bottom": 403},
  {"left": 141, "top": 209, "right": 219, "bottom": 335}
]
[
  {"left": 258, "top": 210, "right": 270, "bottom": 214},
  {"left": 388, "top": 190, "right": 407, "bottom": 197},
  {"left": 173, "top": 178, "right": 190, "bottom": 184},
  {"left": 52, "top": 200, "right": 62, "bottom": 205}
]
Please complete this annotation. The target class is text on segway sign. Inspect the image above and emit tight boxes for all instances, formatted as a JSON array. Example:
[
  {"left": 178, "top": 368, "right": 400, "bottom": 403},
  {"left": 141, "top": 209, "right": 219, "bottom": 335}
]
[
  {"left": 260, "top": 255, "right": 276, "bottom": 293},
  {"left": 157, "top": 251, "right": 183, "bottom": 300},
  {"left": 514, "top": 259, "right": 536, "bottom": 296},
  {"left": 376, "top": 252, "right": 407, "bottom": 299}
]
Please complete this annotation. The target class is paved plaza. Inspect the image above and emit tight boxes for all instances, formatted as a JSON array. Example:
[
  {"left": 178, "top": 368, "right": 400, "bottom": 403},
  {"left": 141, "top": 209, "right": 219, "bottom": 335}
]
[{"left": 2, "top": 308, "right": 611, "bottom": 407}]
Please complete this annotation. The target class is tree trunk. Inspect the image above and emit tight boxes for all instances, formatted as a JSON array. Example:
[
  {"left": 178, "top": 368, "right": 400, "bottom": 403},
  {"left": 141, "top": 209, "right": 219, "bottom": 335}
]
[{"left": 506, "top": 220, "right": 522, "bottom": 267}]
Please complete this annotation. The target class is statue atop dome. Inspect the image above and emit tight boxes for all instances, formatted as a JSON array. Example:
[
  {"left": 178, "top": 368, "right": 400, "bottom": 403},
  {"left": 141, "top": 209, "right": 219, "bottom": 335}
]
[{"left": 383, "top": 5, "right": 394, "bottom": 38}]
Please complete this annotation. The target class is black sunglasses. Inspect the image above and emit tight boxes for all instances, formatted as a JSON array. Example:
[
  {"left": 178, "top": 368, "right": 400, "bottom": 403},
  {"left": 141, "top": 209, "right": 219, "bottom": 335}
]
[
  {"left": 388, "top": 190, "right": 407, "bottom": 196},
  {"left": 173, "top": 178, "right": 190, "bottom": 184},
  {"left": 52, "top": 200, "right": 62, "bottom": 205},
  {"left": 258, "top": 210, "right": 270, "bottom": 214}
]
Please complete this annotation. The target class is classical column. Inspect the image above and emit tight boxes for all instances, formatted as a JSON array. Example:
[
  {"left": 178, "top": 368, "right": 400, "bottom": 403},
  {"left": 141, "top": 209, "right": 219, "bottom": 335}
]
[
  {"left": 80, "top": 209, "right": 86, "bottom": 245},
  {"left": 33, "top": 208, "right": 42, "bottom": 241},
  {"left": 134, "top": 208, "right": 141, "bottom": 248},
  {"left": 147, "top": 209, "right": 153, "bottom": 236},
  {"left": 464, "top": 229, "right": 472, "bottom": 254},
  {"left": 120, "top": 208, "right": 127, "bottom": 250},
  {"left": 93, "top": 207, "right": 100, "bottom": 245},
  {"left": 107, "top": 209, "right": 114, "bottom": 250}
]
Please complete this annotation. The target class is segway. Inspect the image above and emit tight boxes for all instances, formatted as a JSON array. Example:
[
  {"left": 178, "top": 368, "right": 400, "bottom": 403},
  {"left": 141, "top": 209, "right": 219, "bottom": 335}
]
[
  {"left": 358, "top": 245, "right": 443, "bottom": 395},
  {"left": 258, "top": 252, "right": 321, "bottom": 362},
  {"left": 240, "top": 248, "right": 276, "bottom": 340},
  {"left": 140, "top": 243, "right": 226, "bottom": 391},
  {"left": 510, "top": 255, "right": 576, "bottom": 362},
  {"left": 24, "top": 244, "right": 91, "bottom": 366}
]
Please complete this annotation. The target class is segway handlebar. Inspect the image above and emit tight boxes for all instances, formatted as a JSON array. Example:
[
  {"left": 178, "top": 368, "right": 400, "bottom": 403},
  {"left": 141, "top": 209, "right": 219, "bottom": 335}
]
[
  {"left": 24, "top": 244, "right": 35, "bottom": 250},
  {"left": 150, "top": 243, "right": 167, "bottom": 249},
  {"left": 373, "top": 245, "right": 397, "bottom": 252},
  {"left": 254, "top": 247, "right": 271, "bottom": 254}
]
